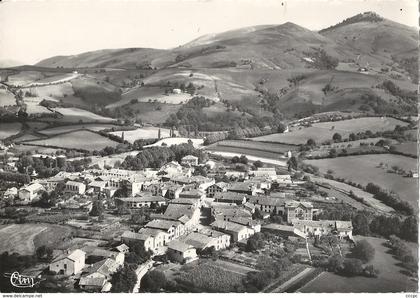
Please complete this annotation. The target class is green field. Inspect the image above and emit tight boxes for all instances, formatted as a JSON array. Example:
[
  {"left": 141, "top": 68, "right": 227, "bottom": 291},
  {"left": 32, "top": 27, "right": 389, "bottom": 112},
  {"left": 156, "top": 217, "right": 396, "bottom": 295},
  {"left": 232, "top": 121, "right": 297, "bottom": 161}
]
[
  {"left": 301, "top": 236, "right": 418, "bottom": 293},
  {"left": 23, "top": 130, "right": 120, "bottom": 151},
  {"left": 109, "top": 127, "right": 172, "bottom": 143},
  {"left": 0, "top": 224, "right": 48, "bottom": 255},
  {"left": 252, "top": 117, "right": 407, "bottom": 145},
  {"left": 116, "top": 102, "right": 181, "bottom": 124},
  {"left": 207, "top": 140, "right": 297, "bottom": 156},
  {"left": 393, "top": 142, "right": 417, "bottom": 156},
  {"left": 207, "top": 145, "right": 285, "bottom": 160},
  {"left": 39, "top": 123, "right": 121, "bottom": 135},
  {"left": 0, "top": 88, "right": 16, "bottom": 106},
  {"left": 306, "top": 154, "right": 418, "bottom": 209},
  {"left": 0, "top": 122, "right": 22, "bottom": 139}
]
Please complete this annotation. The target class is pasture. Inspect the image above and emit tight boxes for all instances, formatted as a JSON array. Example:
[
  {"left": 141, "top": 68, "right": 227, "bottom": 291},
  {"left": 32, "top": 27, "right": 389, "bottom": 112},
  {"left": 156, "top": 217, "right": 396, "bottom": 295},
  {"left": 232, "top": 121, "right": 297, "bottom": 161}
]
[
  {"left": 39, "top": 123, "right": 121, "bottom": 135},
  {"left": 301, "top": 236, "right": 418, "bottom": 292},
  {"left": 7, "top": 71, "right": 44, "bottom": 86},
  {"left": 252, "top": 117, "right": 407, "bottom": 145},
  {"left": 51, "top": 107, "right": 115, "bottom": 123},
  {"left": 208, "top": 150, "right": 287, "bottom": 167},
  {"left": 0, "top": 122, "right": 22, "bottom": 139},
  {"left": 306, "top": 154, "right": 418, "bottom": 209},
  {"left": 393, "top": 142, "right": 417, "bottom": 157},
  {"left": 109, "top": 127, "right": 172, "bottom": 143},
  {"left": 0, "top": 88, "right": 16, "bottom": 106},
  {"left": 0, "top": 224, "right": 48, "bottom": 255},
  {"left": 23, "top": 130, "right": 120, "bottom": 151},
  {"left": 117, "top": 102, "right": 181, "bottom": 124}
]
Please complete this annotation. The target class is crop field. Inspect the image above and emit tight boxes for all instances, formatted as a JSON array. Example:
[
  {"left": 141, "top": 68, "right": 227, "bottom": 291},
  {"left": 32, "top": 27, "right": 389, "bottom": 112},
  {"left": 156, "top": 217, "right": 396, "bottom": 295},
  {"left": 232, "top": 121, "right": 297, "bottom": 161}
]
[
  {"left": 12, "top": 133, "right": 40, "bottom": 142},
  {"left": 252, "top": 117, "right": 407, "bottom": 145},
  {"left": 0, "top": 88, "right": 16, "bottom": 106},
  {"left": 301, "top": 236, "right": 418, "bottom": 292},
  {"left": 7, "top": 71, "right": 44, "bottom": 86},
  {"left": 207, "top": 145, "right": 285, "bottom": 160},
  {"left": 174, "top": 259, "right": 249, "bottom": 292},
  {"left": 0, "top": 224, "right": 48, "bottom": 255},
  {"left": 23, "top": 130, "right": 120, "bottom": 151},
  {"left": 208, "top": 140, "right": 298, "bottom": 154},
  {"left": 109, "top": 127, "right": 172, "bottom": 143},
  {"left": 28, "top": 82, "right": 75, "bottom": 100},
  {"left": 393, "top": 142, "right": 417, "bottom": 156},
  {"left": 12, "top": 144, "right": 59, "bottom": 154},
  {"left": 39, "top": 123, "right": 121, "bottom": 135},
  {"left": 306, "top": 154, "right": 418, "bottom": 209},
  {"left": 0, "top": 122, "right": 22, "bottom": 139}
]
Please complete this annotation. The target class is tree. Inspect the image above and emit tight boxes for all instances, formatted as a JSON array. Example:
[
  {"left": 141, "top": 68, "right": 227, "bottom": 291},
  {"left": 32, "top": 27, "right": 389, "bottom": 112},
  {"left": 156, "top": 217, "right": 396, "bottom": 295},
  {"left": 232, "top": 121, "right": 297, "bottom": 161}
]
[
  {"left": 399, "top": 216, "right": 418, "bottom": 242},
  {"left": 239, "top": 155, "right": 248, "bottom": 164},
  {"left": 277, "top": 123, "right": 287, "bottom": 133},
  {"left": 352, "top": 240, "right": 375, "bottom": 263},
  {"left": 140, "top": 270, "right": 166, "bottom": 292},
  {"left": 306, "top": 138, "right": 316, "bottom": 147},
  {"left": 352, "top": 213, "right": 370, "bottom": 236},
  {"left": 110, "top": 265, "right": 137, "bottom": 292},
  {"left": 89, "top": 196, "right": 104, "bottom": 217},
  {"left": 341, "top": 258, "right": 363, "bottom": 276},
  {"left": 287, "top": 156, "right": 298, "bottom": 171},
  {"left": 36, "top": 245, "right": 53, "bottom": 261},
  {"left": 327, "top": 255, "right": 344, "bottom": 272},
  {"left": 332, "top": 133, "right": 342, "bottom": 142},
  {"left": 253, "top": 160, "right": 263, "bottom": 168},
  {"left": 246, "top": 234, "right": 265, "bottom": 252}
]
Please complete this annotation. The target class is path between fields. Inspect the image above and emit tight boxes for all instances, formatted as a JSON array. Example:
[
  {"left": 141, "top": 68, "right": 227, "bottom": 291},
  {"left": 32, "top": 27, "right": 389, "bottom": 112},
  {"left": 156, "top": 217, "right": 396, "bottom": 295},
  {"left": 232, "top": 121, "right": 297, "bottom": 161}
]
[
  {"left": 268, "top": 267, "right": 315, "bottom": 293},
  {"left": 207, "top": 150, "right": 287, "bottom": 167}
]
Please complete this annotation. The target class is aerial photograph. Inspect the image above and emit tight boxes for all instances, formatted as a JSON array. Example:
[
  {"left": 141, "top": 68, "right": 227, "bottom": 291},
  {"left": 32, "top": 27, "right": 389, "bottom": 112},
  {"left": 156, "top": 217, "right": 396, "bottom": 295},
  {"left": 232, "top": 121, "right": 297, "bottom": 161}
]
[{"left": 0, "top": 0, "right": 418, "bottom": 294}]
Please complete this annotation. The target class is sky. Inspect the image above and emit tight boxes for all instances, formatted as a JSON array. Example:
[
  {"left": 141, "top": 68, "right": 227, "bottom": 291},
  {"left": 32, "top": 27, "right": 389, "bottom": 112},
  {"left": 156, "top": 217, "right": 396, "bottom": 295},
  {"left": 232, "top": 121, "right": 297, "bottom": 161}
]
[{"left": 0, "top": 0, "right": 418, "bottom": 65}]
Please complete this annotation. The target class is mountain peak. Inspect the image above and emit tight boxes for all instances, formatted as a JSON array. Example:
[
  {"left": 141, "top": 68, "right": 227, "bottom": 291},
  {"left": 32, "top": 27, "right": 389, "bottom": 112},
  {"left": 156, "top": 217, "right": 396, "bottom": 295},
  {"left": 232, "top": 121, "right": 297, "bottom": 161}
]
[{"left": 320, "top": 11, "right": 384, "bottom": 32}]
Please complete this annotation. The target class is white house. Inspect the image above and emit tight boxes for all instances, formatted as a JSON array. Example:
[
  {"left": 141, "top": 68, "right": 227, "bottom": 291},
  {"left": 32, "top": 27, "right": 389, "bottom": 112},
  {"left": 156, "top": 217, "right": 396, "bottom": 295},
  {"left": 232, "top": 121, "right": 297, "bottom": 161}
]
[
  {"left": 167, "top": 240, "right": 197, "bottom": 263},
  {"left": 181, "top": 155, "right": 199, "bottom": 167},
  {"left": 49, "top": 249, "right": 86, "bottom": 275},
  {"left": 18, "top": 183, "right": 44, "bottom": 202}
]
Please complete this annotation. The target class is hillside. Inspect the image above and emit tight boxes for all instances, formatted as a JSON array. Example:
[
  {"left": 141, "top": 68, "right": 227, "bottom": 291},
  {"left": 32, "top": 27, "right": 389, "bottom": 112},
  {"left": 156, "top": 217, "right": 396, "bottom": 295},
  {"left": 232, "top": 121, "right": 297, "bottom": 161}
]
[{"left": 2, "top": 12, "right": 415, "bottom": 128}]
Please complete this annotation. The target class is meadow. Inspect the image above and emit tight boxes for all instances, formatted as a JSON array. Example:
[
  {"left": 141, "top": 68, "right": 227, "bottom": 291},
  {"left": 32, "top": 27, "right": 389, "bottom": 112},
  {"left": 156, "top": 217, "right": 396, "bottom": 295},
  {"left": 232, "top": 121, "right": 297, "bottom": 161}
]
[
  {"left": 39, "top": 123, "right": 121, "bottom": 135},
  {"left": 252, "top": 117, "right": 407, "bottom": 145},
  {"left": 50, "top": 107, "right": 115, "bottom": 123},
  {"left": 109, "top": 127, "right": 172, "bottom": 143},
  {"left": 145, "top": 137, "right": 203, "bottom": 148},
  {"left": 301, "top": 236, "right": 418, "bottom": 293},
  {"left": 392, "top": 142, "right": 417, "bottom": 157},
  {"left": 24, "top": 130, "right": 120, "bottom": 151},
  {"left": 0, "top": 88, "right": 16, "bottom": 106},
  {"left": 306, "top": 154, "right": 418, "bottom": 209},
  {"left": 209, "top": 140, "right": 298, "bottom": 154},
  {"left": 0, "top": 122, "right": 22, "bottom": 139},
  {"left": 0, "top": 224, "right": 48, "bottom": 255}
]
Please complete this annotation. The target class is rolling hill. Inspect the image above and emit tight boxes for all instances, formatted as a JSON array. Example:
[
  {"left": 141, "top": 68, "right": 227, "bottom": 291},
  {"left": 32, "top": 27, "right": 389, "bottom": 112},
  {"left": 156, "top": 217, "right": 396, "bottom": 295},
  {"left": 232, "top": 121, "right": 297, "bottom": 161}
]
[{"left": 3, "top": 12, "right": 416, "bottom": 127}]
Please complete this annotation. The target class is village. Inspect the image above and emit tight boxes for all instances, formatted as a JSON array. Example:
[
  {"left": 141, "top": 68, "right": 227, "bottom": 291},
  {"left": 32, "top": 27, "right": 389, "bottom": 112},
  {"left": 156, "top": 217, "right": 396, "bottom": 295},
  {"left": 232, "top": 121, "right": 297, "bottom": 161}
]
[{"left": 0, "top": 144, "right": 358, "bottom": 293}]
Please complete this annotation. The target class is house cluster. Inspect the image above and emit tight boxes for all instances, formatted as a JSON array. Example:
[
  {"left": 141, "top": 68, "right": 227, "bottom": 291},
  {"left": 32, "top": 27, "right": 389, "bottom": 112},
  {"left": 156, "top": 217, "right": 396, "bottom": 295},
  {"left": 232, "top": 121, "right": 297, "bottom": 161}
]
[{"left": 49, "top": 244, "right": 129, "bottom": 292}]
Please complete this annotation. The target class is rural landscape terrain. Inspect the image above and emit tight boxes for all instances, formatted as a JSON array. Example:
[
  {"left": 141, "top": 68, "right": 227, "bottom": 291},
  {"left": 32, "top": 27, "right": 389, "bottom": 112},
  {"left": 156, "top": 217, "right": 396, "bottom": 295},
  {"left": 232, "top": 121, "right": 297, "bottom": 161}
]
[{"left": 0, "top": 9, "right": 418, "bottom": 294}]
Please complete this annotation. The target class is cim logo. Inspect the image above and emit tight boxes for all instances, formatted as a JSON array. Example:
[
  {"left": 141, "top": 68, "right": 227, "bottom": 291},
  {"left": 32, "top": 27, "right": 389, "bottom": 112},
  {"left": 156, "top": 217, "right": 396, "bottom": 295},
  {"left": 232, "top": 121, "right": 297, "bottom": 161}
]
[{"left": 4, "top": 272, "right": 39, "bottom": 288}]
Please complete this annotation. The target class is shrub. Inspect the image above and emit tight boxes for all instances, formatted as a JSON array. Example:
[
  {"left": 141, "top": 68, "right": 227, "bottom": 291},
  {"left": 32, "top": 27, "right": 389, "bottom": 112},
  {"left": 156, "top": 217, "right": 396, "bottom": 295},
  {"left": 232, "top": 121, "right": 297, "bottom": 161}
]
[
  {"left": 363, "top": 265, "right": 379, "bottom": 278},
  {"left": 352, "top": 240, "right": 375, "bottom": 263}
]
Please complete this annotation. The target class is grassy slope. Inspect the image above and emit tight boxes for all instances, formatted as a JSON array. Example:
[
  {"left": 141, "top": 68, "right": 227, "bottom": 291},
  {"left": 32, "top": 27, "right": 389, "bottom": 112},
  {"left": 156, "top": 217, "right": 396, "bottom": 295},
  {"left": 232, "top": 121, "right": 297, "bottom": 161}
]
[{"left": 306, "top": 154, "right": 418, "bottom": 209}]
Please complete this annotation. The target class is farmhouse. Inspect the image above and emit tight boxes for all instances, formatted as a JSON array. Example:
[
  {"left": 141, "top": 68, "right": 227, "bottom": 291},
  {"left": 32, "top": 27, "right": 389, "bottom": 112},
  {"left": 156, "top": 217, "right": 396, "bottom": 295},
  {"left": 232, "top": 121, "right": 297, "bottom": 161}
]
[
  {"left": 249, "top": 167, "right": 277, "bottom": 180},
  {"left": 167, "top": 240, "right": 197, "bottom": 263},
  {"left": 18, "top": 183, "right": 44, "bottom": 202},
  {"left": 249, "top": 196, "right": 286, "bottom": 215},
  {"left": 146, "top": 219, "right": 185, "bottom": 241},
  {"left": 79, "top": 258, "right": 120, "bottom": 292},
  {"left": 206, "top": 182, "right": 228, "bottom": 198},
  {"left": 292, "top": 220, "right": 353, "bottom": 239},
  {"left": 121, "top": 229, "right": 167, "bottom": 252},
  {"left": 49, "top": 249, "right": 86, "bottom": 275},
  {"left": 115, "top": 195, "right": 168, "bottom": 209},
  {"left": 285, "top": 201, "right": 315, "bottom": 223},
  {"left": 210, "top": 220, "right": 257, "bottom": 242},
  {"left": 228, "top": 182, "right": 262, "bottom": 195}
]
